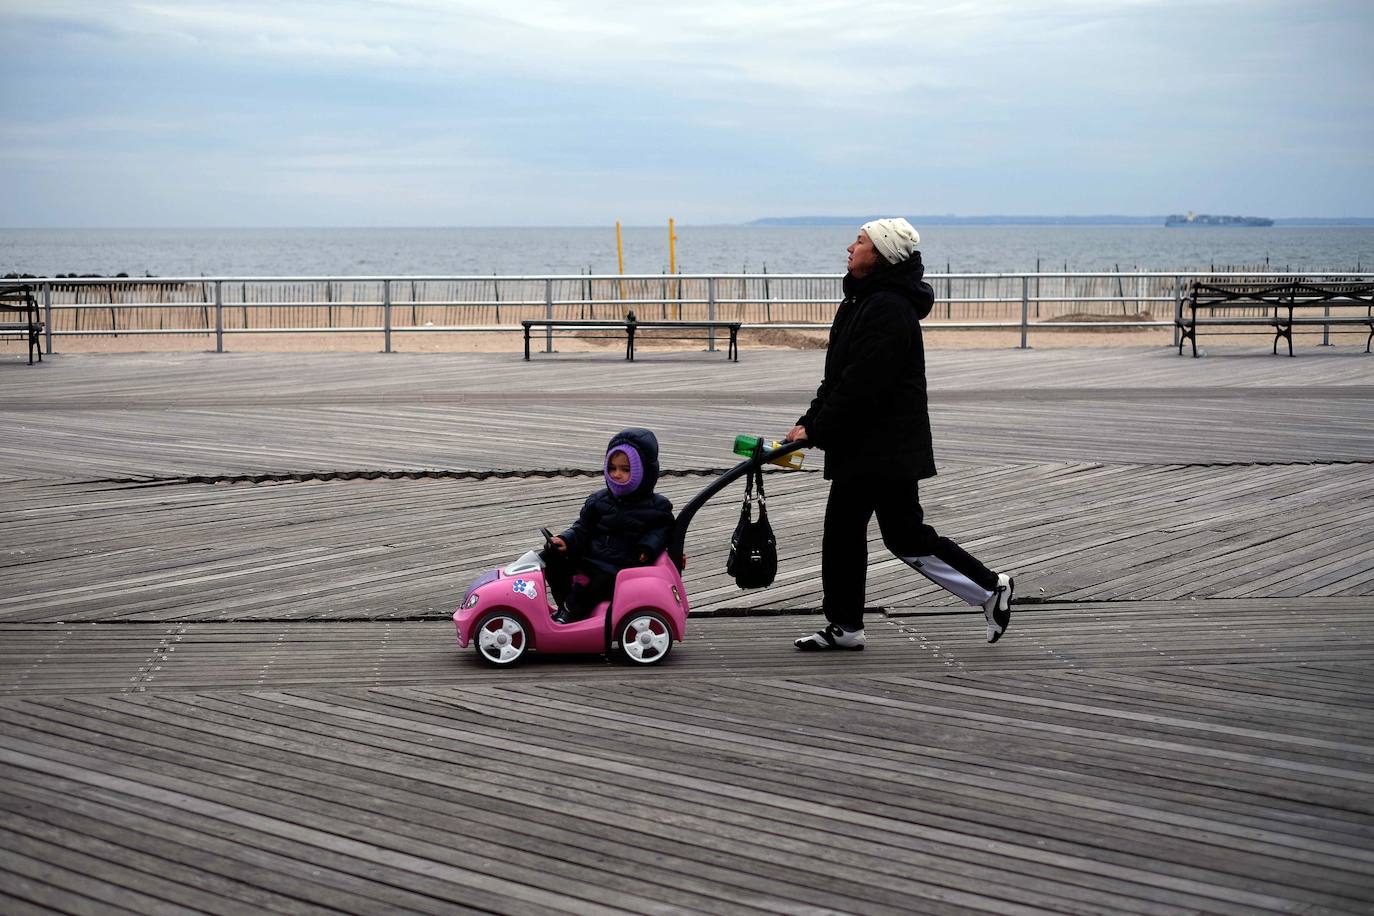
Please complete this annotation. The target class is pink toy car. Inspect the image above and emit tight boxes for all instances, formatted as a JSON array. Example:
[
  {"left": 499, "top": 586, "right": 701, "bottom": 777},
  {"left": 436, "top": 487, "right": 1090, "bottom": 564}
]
[
  {"left": 453, "top": 439, "right": 804, "bottom": 667},
  {"left": 454, "top": 537, "right": 687, "bottom": 666}
]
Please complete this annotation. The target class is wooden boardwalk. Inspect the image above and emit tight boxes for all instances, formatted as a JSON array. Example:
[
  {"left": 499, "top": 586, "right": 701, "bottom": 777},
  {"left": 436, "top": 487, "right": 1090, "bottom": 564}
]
[{"left": 2, "top": 345, "right": 1373, "bottom": 913}]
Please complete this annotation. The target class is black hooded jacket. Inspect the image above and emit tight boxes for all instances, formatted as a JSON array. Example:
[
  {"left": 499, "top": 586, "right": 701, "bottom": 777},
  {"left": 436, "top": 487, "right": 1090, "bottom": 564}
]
[
  {"left": 798, "top": 252, "right": 938, "bottom": 481},
  {"left": 559, "top": 428, "right": 675, "bottom": 574}
]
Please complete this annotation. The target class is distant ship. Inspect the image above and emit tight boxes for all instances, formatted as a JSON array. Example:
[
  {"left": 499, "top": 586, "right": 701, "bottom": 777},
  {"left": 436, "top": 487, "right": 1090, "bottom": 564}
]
[{"left": 1165, "top": 211, "right": 1274, "bottom": 227}]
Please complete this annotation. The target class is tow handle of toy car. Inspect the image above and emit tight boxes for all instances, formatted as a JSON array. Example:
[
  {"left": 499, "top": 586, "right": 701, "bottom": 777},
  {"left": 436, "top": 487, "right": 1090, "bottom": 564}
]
[{"left": 666, "top": 438, "right": 808, "bottom": 568}]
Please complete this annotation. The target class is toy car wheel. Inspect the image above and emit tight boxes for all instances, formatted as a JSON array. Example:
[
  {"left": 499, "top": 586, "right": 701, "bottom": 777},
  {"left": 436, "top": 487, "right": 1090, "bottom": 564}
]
[
  {"left": 619, "top": 610, "right": 673, "bottom": 665},
  {"left": 475, "top": 610, "right": 530, "bottom": 666}
]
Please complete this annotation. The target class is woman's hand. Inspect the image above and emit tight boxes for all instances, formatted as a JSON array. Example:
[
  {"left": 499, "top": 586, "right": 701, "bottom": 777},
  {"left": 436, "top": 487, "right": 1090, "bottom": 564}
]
[
  {"left": 784, "top": 425, "right": 809, "bottom": 443},
  {"left": 549, "top": 535, "right": 568, "bottom": 553}
]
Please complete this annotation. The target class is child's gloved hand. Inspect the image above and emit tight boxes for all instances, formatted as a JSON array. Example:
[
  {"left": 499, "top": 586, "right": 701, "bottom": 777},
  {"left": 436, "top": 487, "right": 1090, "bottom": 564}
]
[{"left": 549, "top": 536, "right": 568, "bottom": 553}]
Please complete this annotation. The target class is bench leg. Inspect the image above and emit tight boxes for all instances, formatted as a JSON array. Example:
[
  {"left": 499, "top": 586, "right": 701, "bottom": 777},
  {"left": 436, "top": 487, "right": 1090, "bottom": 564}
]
[
  {"left": 524, "top": 327, "right": 531, "bottom": 360},
  {"left": 20, "top": 323, "right": 42, "bottom": 365},
  {"left": 1177, "top": 321, "right": 1198, "bottom": 357},
  {"left": 1273, "top": 324, "right": 1293, "bottom": 357},
  {"left": 1276, "top": 305, "right": 1295, "bottom": 356},
  {"left": 729, "top": 330, "right": 738, "bottom": 361},
  {"left": 1178, "top": 307, "right": 1201, "bottom": 357}
]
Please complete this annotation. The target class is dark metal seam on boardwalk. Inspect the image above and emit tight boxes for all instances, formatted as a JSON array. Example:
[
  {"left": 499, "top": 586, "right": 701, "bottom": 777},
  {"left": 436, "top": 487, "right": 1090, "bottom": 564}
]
[{"left": 3, "top": 349, "right": 1372, "bottom": 913}]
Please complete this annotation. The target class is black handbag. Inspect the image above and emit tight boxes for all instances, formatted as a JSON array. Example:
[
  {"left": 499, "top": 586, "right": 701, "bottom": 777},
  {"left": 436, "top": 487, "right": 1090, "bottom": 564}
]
[{"left": 727, "top": 462, "right": 777, "bottom": 589}]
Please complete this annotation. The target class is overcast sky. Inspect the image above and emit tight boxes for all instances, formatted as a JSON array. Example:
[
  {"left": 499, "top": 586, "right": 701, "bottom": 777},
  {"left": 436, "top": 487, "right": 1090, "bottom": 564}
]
[{"left": 3, "top": 0, "right": 1371, "bottom": 227}]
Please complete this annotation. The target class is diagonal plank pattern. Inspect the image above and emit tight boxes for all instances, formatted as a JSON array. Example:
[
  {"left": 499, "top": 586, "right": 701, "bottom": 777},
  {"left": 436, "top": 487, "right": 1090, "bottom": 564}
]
[
  {"left": 2, "top": 608, "right": 1372, "bottom": 914},
  {"left": 2, "top": 599, "right": 1372, "bottom": 695},
  {"left": 2, "top": 345, "right": 1373, "bottom": 913},
  {"left": 1, "top": 349, "right": 1372, "bottom": 480},
  {"left": 2, "top": 459, "right": 1371, "bottom": 622}
]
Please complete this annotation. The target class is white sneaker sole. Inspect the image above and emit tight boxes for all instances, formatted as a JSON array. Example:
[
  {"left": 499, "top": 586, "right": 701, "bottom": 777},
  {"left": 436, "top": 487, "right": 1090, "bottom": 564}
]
[
  {"left": 794, "top": 628, "right": 866, "bottom": 651},
  {"left": 984, "top": 574, "right": 1014, "bottom": 643}
]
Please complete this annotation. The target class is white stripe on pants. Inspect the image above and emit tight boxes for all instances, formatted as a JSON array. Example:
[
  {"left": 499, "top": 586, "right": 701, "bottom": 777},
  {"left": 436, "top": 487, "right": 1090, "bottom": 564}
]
[{"left": 898, "top": 554, "right": 994, "bottom": 605}]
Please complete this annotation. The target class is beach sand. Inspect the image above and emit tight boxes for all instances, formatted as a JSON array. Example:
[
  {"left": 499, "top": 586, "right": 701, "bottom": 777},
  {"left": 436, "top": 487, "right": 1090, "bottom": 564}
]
[{"left": 9, "top": 324, "right": 1371, "bottom": 356}]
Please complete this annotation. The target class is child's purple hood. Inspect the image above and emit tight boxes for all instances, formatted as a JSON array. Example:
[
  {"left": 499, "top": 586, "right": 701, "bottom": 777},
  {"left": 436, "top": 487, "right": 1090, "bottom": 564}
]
[{"left": 605, "top": 428, "right": 661, "bottom": 499}]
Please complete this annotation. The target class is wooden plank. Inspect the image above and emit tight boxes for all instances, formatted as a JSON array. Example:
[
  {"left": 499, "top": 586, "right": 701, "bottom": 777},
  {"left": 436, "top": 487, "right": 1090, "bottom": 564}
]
[
  {"left": 3, "top": 458, "right": 1371, "bottom": 623},
  {"left": 7, "top": 651, "right": 1372, "bottom": 912},
  {"left": 0, "top": 739, "right": 627, "bottom": 916},
  {"left": 3, "top": 351, "right": 1373, "bottom": 481},
  {"left": 0, "top": 845, "right": 168, "bottom": 916},
  {"left": 0, "top": 705, "right": 1007, "bottom": 915},
  {"left": 3, "top": 599, "right": 1373, "bottom": 695},
  {"left": 0, "top": 768, "right": 477, "bottom": 915},
  {"left": 2, "top": 348, "right": 1373, "bottom": 913},
  {"left": 0, "top": 786, "right": 381, "bottom": 915}
]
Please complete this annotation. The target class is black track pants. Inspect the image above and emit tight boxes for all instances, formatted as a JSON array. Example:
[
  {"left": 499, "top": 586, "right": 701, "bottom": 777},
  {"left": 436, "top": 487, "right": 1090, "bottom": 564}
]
[
  {"left": 821, "top": 475, "right": 998, "bottom": 630},
  {"left": 540, "top": 549, "right": 616, "bottom": 621}
]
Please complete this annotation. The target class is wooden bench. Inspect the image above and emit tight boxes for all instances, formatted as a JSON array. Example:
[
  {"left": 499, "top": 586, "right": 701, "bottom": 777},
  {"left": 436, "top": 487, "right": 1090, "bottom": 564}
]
[
  {"left": 522, "top": 315, "right": 741, "bottom": 362},
  {"left": 1177, "top": 280, "right": 1374, "bottom": 357},
  {"left": 0, "top": 285, "right": 44, "bottom": 365}
]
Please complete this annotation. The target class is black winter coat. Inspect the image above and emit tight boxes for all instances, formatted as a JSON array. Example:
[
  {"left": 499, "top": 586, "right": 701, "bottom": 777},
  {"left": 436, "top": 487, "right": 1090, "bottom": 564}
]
[
  {"left": 799, "top": 253, "right": 937, "bottom": 481},
  {"left": 559, "top": 428, "right": 675, "bottom": 574}
]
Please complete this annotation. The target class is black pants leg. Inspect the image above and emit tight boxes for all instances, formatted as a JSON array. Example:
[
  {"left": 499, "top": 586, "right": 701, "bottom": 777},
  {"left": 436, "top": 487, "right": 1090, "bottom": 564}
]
[
  {"left": 540, "top": 546, "right": 576, "bottom": 611},
  {"left": 820, "top": 479, "right": 876, "bottom": 631},
  {"left": 822, "top": 476, "right": 998, "bottom": 630},
  {"left": 540, "top": 548, "right": 617, "bottom": 621},
  {"left": 565, "top": 569, "right": 616, "bottom": 621},
  {"left": 874, "top": 479, "right": 999, "bottom": 602}
]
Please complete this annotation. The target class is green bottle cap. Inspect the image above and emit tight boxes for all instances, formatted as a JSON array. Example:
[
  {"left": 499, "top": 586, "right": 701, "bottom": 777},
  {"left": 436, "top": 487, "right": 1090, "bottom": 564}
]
[{"left": 733, "top": 434, "right": 761, "bottom": 458}]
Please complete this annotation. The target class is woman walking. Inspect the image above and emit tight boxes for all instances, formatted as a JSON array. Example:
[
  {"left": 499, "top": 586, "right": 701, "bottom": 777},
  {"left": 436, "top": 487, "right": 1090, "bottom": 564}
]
[{"left": 786, "top": 218, "right": 1014, "bottom": 650}]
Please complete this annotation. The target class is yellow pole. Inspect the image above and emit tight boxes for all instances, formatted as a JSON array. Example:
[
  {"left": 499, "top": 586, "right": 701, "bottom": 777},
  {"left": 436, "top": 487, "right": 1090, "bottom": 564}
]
[
  {"left": 668, "top": 218, "right": 677, "bottom": 275},
  {"left": 616, "top": 221, "right": 625, "bottom": 302},
  {"left": 668, "top": 218, "right": 679, "bottom": 317}
]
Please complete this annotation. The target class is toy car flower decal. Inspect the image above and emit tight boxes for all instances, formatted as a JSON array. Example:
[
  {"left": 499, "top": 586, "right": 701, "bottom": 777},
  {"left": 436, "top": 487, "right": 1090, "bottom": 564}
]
[{"left": 512, "top": 579, "right": 538, "bottom": 600}]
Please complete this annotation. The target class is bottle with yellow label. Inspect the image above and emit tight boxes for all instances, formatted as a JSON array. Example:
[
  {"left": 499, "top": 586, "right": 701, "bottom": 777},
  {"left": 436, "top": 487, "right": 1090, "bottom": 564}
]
[{"left": 732, "top": 434, "right": 805, "bottom": 470}]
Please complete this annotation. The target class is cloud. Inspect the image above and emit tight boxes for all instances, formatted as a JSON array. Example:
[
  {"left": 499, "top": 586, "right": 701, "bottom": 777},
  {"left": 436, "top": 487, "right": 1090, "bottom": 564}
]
[
  {"left": 7, "top": 0, "right": 1125, "bottom": 96},
  {"left": 2, "top": 0, "right": 1371, "bottom": 225}
]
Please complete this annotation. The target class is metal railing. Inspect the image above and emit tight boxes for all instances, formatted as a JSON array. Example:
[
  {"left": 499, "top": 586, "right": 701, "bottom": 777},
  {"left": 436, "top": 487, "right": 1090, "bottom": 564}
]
[{"left": 4, "top": 271, "right": 1370, "bottom": 354}]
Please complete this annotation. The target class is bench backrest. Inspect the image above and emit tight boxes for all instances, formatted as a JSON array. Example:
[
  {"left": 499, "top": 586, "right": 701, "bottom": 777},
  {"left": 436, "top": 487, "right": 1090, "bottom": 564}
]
[
  {"left": 1189, "top": 280, "right": 1374, "bottom": 307},
  {"left": 0, "top": 288, "right": 38, "bottom": 316}
]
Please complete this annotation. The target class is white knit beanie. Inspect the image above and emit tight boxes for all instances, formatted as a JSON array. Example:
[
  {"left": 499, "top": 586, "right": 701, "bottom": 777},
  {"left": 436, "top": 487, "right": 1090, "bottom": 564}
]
[{"left": 860, "top": 218, "right": 920, "bottom": 264}]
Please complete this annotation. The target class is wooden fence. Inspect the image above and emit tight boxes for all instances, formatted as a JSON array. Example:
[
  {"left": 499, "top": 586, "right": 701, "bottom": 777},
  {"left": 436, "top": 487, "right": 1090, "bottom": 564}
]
[{"left": 20, "top": 268, "right": 1361, "bottom": 335}]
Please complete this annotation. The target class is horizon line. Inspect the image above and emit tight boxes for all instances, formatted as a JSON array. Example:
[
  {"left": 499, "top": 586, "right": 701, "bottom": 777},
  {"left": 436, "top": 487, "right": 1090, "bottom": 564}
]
[{"left": 3, "top": 216, "right": 1374, "bottom": 231}]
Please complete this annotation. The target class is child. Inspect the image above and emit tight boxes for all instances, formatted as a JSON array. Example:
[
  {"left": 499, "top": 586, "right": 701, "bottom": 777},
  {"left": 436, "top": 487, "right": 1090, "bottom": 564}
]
[{"left": 541, "top": 428, "right": 675, "bottom": 624}]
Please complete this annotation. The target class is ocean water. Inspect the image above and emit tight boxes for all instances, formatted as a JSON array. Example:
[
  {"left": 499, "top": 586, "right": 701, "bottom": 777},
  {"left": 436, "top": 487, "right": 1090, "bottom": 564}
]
[{"left": 2, "top": 225, "right": 1371, "bottom": 278}]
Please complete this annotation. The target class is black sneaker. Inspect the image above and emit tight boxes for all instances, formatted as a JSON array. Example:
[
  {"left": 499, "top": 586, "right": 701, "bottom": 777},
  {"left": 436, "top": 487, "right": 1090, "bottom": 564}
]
[
  {"left": 983, "top": 573, "right": 1014, "bottom": 643},
  {"left": 794, "top": 623, "right": 866, "bottom": 651}
]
